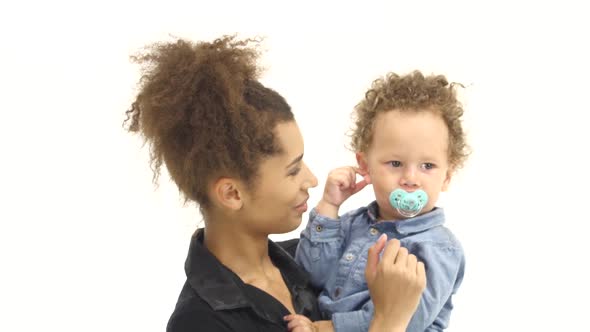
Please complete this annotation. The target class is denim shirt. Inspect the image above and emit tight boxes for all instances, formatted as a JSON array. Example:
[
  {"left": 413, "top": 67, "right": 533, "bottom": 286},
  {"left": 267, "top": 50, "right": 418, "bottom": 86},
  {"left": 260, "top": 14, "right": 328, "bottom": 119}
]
[{"left": 295, "top": 202, "right": 465, "bottom": 332}]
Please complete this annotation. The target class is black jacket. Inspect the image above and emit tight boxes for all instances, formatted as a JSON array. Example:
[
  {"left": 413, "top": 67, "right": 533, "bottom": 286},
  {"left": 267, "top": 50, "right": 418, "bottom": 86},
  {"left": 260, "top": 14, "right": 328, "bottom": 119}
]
[{"left": 167, "top": 229, "right": 321, "bottom": 331}]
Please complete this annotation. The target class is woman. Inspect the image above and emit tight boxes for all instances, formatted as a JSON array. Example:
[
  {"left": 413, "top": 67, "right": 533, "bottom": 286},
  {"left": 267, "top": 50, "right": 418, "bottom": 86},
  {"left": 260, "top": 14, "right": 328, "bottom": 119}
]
[{"left": 124, "top": 35, "right": 425, "bottom": 332}]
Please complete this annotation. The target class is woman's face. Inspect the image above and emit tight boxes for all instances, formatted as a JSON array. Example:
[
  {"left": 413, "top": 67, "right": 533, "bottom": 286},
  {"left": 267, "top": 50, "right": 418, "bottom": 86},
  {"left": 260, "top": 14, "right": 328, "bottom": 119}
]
[{"left": 240, "top": 121, "right": 318, "bottom": 235}]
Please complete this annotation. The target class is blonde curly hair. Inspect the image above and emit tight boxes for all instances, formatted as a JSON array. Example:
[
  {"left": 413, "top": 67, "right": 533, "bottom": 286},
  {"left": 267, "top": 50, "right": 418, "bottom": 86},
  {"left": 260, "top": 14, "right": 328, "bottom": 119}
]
[{"left": 350, "top": 70, "right": 470, "bottom": 169}]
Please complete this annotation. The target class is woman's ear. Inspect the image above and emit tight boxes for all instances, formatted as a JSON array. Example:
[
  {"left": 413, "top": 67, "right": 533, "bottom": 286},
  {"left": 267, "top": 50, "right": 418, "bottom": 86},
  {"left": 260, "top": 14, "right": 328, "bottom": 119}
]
[{"left": 212, "top": 177, "right": 243, "bottom": 210}]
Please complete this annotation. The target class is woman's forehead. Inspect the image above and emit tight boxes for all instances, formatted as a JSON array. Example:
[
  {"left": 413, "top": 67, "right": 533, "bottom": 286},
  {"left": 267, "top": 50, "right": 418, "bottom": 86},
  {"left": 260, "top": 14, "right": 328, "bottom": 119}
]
[{"left": 274, "top": 121, "right": 304, "bottom": 156}]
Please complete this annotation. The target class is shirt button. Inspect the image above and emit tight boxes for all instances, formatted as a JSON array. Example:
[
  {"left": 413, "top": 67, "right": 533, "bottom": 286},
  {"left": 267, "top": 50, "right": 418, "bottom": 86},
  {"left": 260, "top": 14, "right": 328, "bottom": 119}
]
[
  {"left": 334, "top": 287, "right": 341, "bottom": 298},
  {"left": 315, "top": 225, "right": 323, "bottom": 232},
  {"left": 345, "top": 253, "right": 354, "bottom": 261},
  {"left": 370, "top": 228, "right": 379, "bottom": 235}
]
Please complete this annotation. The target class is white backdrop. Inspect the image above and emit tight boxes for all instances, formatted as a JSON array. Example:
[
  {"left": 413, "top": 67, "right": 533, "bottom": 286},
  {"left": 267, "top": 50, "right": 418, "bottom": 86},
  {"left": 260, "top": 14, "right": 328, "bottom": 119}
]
[{"left": 1, "top": 1, "right": 589, "bottom": 331}]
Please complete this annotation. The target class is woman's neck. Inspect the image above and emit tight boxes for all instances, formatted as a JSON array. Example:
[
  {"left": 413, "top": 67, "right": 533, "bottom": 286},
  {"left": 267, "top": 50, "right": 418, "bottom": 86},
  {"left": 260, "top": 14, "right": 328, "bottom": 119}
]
[{"left": 203, "top": 222, "right": 276, "bottom": 284}]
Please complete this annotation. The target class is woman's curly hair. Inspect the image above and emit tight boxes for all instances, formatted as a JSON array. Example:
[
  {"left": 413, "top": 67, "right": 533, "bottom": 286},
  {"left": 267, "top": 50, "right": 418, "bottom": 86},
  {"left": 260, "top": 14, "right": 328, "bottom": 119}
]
[
  {"left": 350, "top": 70, "right": 470, "bottom": 169},
  {"left": 124, "top": 35, "right": 293, "bottom": 208}
]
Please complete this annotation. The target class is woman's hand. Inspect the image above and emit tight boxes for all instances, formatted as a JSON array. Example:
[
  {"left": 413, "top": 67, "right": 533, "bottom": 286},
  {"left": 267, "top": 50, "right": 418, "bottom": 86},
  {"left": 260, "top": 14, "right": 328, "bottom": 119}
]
[
  {"left": 365, "top": 234, "right": 426, "bottom": 332},
  {"left": 316, "top": 166, "right": 370, "bottom": 218}
]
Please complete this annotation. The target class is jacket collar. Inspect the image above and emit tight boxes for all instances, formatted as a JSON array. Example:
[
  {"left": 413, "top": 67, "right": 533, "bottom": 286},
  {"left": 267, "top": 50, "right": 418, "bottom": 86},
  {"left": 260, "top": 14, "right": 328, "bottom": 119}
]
[{"left": 185, "top": 229, "right": 310, "bottom": 316}]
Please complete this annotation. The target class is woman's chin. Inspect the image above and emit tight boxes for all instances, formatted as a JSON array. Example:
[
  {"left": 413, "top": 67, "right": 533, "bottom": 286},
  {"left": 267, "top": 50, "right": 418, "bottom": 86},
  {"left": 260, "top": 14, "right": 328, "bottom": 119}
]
[{"left": 274, "top": 215, "right": 303, "bottom": 234}]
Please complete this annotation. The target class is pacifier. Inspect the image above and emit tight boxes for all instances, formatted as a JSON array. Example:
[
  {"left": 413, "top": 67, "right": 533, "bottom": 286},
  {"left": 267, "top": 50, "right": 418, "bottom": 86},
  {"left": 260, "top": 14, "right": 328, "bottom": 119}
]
[{"left": 388, "top": 189, "right": 429, "bottom": 218}]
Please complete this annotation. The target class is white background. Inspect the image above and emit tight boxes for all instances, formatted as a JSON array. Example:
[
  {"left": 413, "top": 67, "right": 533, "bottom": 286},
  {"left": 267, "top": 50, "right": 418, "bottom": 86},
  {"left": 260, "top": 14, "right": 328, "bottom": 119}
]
[{"left": 1, "top": 1, "right": 589, "bottom": 331}]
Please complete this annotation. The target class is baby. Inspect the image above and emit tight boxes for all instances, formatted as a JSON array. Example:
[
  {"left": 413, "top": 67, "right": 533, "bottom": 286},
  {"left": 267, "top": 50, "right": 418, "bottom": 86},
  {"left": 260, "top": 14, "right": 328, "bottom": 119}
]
[{"left": 295, "top": 71, "right": 470, "bottom": 331}]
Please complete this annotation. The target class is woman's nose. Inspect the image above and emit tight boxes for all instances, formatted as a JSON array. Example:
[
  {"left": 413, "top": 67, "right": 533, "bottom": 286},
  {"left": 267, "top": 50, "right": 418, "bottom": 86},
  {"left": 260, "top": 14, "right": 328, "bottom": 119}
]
[{"left": 303, "top": 164, "right": 318, "bottom": 189}]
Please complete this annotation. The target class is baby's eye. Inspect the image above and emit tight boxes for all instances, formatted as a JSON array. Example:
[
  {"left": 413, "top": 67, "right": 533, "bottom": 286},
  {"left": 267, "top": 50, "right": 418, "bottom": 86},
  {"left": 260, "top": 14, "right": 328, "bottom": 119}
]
[
  {"left": 421, "top": 163, "right": 435, "bottom": 170},
  {"left": 389, "top": 161, "right": 402, "bottom": 167}
]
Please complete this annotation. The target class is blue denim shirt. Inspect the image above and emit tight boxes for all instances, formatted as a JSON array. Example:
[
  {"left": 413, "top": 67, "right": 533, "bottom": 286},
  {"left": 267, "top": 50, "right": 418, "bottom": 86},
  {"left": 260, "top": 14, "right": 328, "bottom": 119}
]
[{"left": 295, "top": 202, "right": 465, "bottom": 332}]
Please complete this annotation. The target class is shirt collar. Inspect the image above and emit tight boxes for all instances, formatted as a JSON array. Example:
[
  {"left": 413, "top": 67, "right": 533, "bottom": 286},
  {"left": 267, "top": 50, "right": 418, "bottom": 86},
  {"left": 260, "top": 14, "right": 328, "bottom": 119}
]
[
  {"left": 185, "top": 229, "right": 310, "bottom": 313},
  {"left": 366, "top": 201, "right": 446, "bottom": 235}
]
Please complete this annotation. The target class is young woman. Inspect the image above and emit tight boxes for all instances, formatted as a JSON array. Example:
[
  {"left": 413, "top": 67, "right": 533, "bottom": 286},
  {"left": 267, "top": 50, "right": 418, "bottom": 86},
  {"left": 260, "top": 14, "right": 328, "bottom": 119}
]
[{"left": 125, "top": 35, "right": 425, "bottom": 332}]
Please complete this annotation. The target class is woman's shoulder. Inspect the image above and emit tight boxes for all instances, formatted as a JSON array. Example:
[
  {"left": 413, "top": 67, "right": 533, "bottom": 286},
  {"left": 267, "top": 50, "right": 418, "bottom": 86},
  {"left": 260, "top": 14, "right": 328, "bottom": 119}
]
[
  {"left": 167, "top": 283, "right": 289, "bottom": 332},
  {"left": 167, "top": 284, "right": 235, "bottom": 332},
  {"left": 167, "top": 281, "right": 211, "bottom": 328}
]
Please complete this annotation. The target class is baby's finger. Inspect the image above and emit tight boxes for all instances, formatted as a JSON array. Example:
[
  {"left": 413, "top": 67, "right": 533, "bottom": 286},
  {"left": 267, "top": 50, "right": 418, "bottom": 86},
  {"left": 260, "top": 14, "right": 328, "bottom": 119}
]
[
  {"left": 286, "top": 316, "right": 313, "bottom": 331},
  {"left": 351, "top": 177, "right": 370, "bottom": 195},
  {"left": 334, "top": 166, "right": 355, "bottom": 190},
  {"left": 349, "top": 167, "right": 357, "bottom": 189},
  {"left": 284, "top": 314, "right": 312, "bottom": 324},
  {"left": 353, "top": 166, "right": 368, "bottom": 176},
  {"left": 287, "top": 319, "right": 303, "bottom": 330}
]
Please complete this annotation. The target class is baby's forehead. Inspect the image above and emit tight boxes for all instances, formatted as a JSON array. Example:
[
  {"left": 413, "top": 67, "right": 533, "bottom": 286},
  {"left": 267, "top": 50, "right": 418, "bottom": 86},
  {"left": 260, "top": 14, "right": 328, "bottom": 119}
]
[
  {"left": 368, "top": 129, "right": 450, "bottom": 159},
  {"left": 372, "top": 142, "right": 449, "bottom": 157},
  {"left": 372, "top": 120, "right": 449, "bottom": 143}
]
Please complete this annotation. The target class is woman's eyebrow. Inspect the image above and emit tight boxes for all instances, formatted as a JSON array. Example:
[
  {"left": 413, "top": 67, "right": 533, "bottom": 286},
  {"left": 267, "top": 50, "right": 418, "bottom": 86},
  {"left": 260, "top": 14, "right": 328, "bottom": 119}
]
[{"left": 286, "top": 154, "right": 303, "bottom": 169}]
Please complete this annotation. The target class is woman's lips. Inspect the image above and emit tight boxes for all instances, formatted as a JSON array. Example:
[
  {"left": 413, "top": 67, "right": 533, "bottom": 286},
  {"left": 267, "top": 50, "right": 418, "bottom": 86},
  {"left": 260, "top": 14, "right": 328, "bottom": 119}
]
[{"left": 295, "top": 198, "right": 309, "bottom": 213}]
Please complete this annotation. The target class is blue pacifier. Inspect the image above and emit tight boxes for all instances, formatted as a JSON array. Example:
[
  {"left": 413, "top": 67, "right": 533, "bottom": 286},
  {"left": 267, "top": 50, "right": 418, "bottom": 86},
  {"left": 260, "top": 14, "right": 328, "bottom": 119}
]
[{"left": 389, "top": 189, "right": 429, "bottom": 218}]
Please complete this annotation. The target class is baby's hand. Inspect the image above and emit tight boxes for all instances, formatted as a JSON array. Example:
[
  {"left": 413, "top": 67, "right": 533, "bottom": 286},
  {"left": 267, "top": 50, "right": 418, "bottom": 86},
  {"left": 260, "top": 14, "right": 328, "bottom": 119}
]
[
  {"left": 284, "top": 314, "right": 318, "bottom": 332},
  {"left": 316, "top": 166, "right": 370, "bottom": 218}
]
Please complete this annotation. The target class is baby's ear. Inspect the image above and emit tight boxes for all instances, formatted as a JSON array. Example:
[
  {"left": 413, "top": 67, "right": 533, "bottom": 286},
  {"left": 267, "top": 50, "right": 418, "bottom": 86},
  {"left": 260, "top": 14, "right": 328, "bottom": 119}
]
[
  {"left": 356, "top": 152, "right": 372, "bottom": 183},
  {"left": 356, "top": 152, "right": 368, "bottom": 172},
  {"left": 442, "top": 168, "right": 454, "bottom": 192},
  {"left": 356, "top": 152, "right": 373, "bottom": 183}
]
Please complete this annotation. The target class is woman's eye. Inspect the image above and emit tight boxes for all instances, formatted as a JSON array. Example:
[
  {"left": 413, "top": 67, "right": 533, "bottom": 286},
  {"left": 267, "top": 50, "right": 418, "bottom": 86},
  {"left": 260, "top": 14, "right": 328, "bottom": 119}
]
[
  {"left": 389, "top": 161, "right": 402, "bottom": 167},
  {"left": 288, "top": 167, "right": 301, "bottom": 176}
]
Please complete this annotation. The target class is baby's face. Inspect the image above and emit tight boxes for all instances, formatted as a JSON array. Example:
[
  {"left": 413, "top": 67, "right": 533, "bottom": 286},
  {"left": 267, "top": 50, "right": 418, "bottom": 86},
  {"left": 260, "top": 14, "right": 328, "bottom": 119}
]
[{"left": 357, "top": 109, "right": 453, "bottom": 221}]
